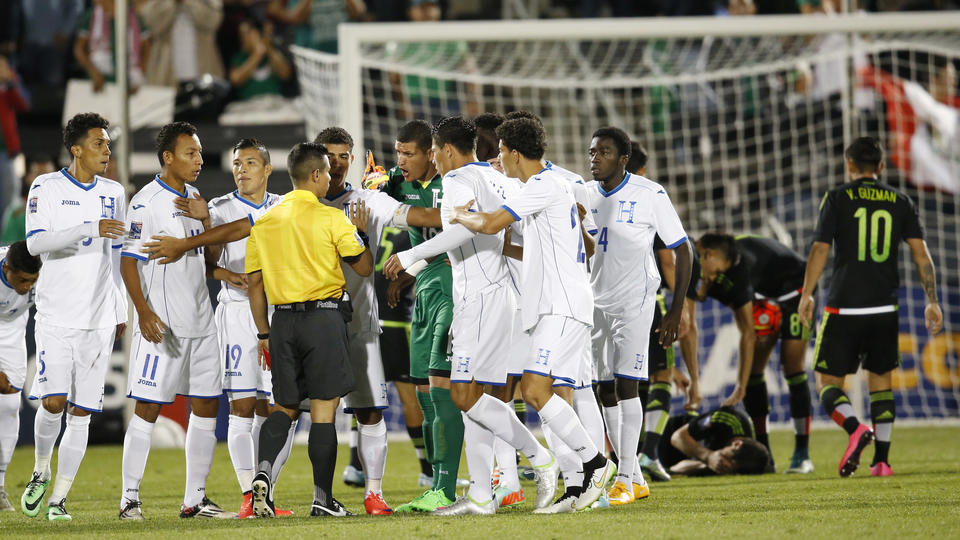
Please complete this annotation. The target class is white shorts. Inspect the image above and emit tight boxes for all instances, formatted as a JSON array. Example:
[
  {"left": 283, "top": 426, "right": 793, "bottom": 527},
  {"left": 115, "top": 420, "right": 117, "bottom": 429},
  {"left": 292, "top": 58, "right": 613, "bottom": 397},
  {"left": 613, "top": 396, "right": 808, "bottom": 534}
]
[
  {"left": 342, "top": 331, "right": 388, "bottom": 412},
  {"left": 525, "top": 315, "right": 591, "bottom": 385},
  {"left": 30, "top": 322, "right": 115, "bottom": 412},
  {"left": 450, "top": 282, "right": 516, "bottom": 386},
  {"left": 217, "top": 301, "right": 272, "bottom": 401},
  {"left": 593, "top": 307, "right": 654, "bottom": 382},
  {"left": 508, "top": 308, "right": 529, "bottom": 378},
  {"left": 0, "top": 319, "right": 28, "bottom": 390},
  {"left": 127, "top": 330, "right": 221, "bottom": 404}
]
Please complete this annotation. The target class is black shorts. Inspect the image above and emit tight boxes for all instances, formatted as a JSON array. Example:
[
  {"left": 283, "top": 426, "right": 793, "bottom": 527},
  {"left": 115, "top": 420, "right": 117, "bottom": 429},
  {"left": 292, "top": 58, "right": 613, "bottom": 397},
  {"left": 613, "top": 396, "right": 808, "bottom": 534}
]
[
  {"left": 813, "top": 310, "right": 900, "bottom": 377},
  {"left": 647, "top": 295, "right": 676, "bottom": 375},
  {"left": 270, "top": 309, "right": 355, "bottom": 406},
  {"left": 379, "top": 321, "right": 413, "bottom": 384},
  {"left": 777, "top": 296, "right": 813, "bottom": 341}
]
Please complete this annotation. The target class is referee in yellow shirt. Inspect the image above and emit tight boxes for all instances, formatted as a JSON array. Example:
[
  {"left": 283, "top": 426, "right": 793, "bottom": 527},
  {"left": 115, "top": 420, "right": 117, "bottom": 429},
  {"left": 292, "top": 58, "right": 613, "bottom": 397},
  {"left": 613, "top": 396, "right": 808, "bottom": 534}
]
[{"left": 246, "top": 142, "right": 373, "bottom": 518}]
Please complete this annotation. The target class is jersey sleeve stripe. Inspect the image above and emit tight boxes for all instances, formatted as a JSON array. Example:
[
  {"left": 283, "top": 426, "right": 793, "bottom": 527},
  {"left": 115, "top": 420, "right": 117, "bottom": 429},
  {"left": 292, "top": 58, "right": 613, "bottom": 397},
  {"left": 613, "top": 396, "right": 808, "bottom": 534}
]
[
  {"left": 587, "top": 228, "right": 599, "bottom": 235},
  {"left": 500, "top": 205, "right": 521, "bottom": 221},
  {"left": 121, "top": 251, "right": 148, "bottom": 261},
  {"left": 26, "top": 228, "right": 46, "bottom": 238},
  {"left": 664, "top": 235, "right": 688, "bottom": 249},
  {"left": 112, "top": 244, "right": 122, "bottom": 249},
  {"left": 247, "top": 214, "right": 255, "bottom": 226}
]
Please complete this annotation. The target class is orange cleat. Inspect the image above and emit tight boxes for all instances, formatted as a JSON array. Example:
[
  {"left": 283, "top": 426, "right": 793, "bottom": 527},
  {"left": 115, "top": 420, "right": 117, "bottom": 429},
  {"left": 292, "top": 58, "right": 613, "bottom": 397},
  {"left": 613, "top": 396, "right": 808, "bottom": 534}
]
[{"left": 363, "top": 492, "right": 393, "bottom": 515}]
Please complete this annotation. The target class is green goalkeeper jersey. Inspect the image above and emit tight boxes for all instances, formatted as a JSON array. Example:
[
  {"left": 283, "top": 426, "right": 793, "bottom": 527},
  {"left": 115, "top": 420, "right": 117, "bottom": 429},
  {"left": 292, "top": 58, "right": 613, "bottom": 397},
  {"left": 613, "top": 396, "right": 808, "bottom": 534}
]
[{"left": 384, "top": 167, "right": 452, "bottom": 296}]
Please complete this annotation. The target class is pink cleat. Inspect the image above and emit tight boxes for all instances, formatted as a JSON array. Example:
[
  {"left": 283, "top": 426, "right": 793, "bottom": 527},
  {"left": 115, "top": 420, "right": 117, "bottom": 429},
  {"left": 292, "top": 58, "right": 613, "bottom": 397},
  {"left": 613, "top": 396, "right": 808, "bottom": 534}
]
[
  {"left": 839, "top": 424, "right": 875, "bottom": 477},
  {"left": 870, "top": 462, "right": 893, "bottom": 477}
]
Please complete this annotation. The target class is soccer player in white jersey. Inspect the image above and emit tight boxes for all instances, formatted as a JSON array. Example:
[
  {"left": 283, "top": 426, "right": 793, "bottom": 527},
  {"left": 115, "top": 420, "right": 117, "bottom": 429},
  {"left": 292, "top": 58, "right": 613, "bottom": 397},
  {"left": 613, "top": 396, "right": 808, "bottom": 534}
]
[
  {"left": 430, "top": 117, "right": 615, "bottom": 513},
  {"left": 385, "top": 116, "right": 568, "bottom": 515},
  {"left": 582, "top": 127, "right": 692, "bottom": 505},
  {"left": 20, "top": 113, "right": 127, "bottom": 522},
  {"left": 0, "top": 241, "right": 41, "bottom": 512},
  {"left": 118, "top": 122, "right": 233, "bottom": 520}
]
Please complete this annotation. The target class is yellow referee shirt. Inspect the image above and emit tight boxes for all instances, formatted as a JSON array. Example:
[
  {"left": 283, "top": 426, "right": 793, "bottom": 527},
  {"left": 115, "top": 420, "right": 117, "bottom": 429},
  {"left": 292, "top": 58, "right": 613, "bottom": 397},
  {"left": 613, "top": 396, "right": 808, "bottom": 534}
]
[{"left": 245, "top": 190, "right": 365, "bottom": 304}]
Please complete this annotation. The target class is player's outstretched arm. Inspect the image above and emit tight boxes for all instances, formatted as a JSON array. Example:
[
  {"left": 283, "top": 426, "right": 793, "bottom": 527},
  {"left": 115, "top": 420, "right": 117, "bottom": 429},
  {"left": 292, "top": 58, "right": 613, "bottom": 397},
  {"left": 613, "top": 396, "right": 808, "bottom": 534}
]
[
  {"left": 120, "top": 256, "right": 166, "bottom": 343},
  {"left": 907, "top": 238, "right": 944, "bottom": 335},
  {"left": 405, "top": 206, "right": 441, "bottom": 229},
  {"left": 142, "top": 217, "right": 251, "bottom": 264},
  {"left": 247, "top": 270, "right": 271, "bottom": 370},
  {"left": 798, "top": 241, "right": 830, "bottom": 328},
  {"left": 26, "top": 219, "right": 124, "bottom": 255},
  {"left": 383, "top": 224, "right": 477, "bottom": 279},
  {"left": 449, "top": 200, "right": 514, "bottom": 235},
  {"left": 724, "top": 302, "right": 755, "bottom": 407}
]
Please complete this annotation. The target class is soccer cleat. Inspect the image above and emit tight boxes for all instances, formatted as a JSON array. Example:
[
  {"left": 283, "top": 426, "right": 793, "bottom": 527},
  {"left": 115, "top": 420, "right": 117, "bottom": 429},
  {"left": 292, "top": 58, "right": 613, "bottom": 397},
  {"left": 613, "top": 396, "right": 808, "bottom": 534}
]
[
  {"left": 532, "top": 452, "right": 560, "bottom": 509},
  {"left": 46, "top": 500, "right": 72, "bottom": 521},
  {"left": 491, "top": 467, "right": 501, "bottom": 488},
  {"left": 274, "top": 505, "right": 294, "bottom": 517},
  {"left": 574, "top": 459, "right": 615, "bottom": 511},
  {"left": 0, "top": 489, "right": 14, "bottom": 511},
  {"left": 839, "top": 424, "right": 875, "bottom": 477},
  {"left": 238, "top": 491, "right": 254, "bottom": 519},
  {"left": 418, "top": 473, "right": 433, "bottom": 488},
  {"left": 251, "top": 472, "right": 274, "bottom": 518},
  {"left": 395, "top": 489, "right": 454, "bottom": 513},
  {"left": 119, "top": 499, "right": 144, "bottom": 520},
  {"left": 431, "top": 495, "right": 496, "bottom": 516},
  {"left": 588, "top": 492, "right": 610, "bottom": 510},
  {"left": 342, "top": 465, "right": 365, "bottom": 488},
  {"left": 786, "top": 458, "right": 815, "bottom": 474},
  {"left": 532, "top": 491, "right": 578, "bottom": 514},
  {"left": 363, "top": 492, "right": 393, "bottom": 515},
  {"left": 518, "top": 466, "right": 536, "bottom": 481},
  {"left": 493, "top": 485, "right": 525, "bottom": 509},
  {"left": 310, "top": 498, "right": 353, "bottom": 517},
  {"left": 21, "top": 472, "right": 49, "bottom": 517},
  {"left": 180, "top": 497, "right": 237, "bottom": 519},
  {"left": 607, "top": 481, "right": 636, "bottom": 506},
  {"left": 633, "top": 482, "right": 650, "bottom": 500},
  {"left": 638, "top": 453, "right": 672, "bottom": 482},
  {"left": 870, "top": 462, "right": 894, "bottom": 477}
]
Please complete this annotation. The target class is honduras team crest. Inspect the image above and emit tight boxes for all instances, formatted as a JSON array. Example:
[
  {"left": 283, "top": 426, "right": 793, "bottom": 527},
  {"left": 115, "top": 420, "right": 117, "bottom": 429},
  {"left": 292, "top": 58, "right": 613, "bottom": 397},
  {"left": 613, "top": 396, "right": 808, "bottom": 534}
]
[
  {"left": 28, "top": 196, "right": 38, "bottom": 214},
  {"left": 129, "top": 222, "right": 142, "bottom": 240}
]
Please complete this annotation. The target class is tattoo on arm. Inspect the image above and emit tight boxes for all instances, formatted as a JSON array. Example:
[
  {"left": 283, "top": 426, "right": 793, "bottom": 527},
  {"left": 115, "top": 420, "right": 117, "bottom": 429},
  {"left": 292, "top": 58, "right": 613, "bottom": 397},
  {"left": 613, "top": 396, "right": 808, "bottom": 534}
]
[{"left": 919, "top": 260, "right": 938, "bottom": 304}]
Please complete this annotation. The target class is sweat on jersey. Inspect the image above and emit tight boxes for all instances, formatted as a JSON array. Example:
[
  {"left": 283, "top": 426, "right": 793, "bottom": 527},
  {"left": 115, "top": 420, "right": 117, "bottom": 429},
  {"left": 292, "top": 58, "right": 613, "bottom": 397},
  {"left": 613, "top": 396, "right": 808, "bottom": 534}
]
[
  {"left": 25, "top": 168, "right": 126, "bottom": 330},
  {"left": 121, "top": 176, "right": 216, "bottom": 338}
]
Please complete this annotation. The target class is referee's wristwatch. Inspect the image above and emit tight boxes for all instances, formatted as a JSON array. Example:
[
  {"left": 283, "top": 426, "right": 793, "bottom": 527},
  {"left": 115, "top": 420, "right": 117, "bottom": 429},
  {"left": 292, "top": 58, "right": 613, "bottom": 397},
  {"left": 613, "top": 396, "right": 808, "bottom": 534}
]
[{"left": 257, "top": 332, "right": 270, "bottom": 340}]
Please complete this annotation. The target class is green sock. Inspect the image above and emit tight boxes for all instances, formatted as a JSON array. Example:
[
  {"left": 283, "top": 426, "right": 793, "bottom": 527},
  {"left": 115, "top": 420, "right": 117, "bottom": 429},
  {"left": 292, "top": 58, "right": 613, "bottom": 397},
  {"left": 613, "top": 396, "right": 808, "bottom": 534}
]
[
  {"left": 430, "top": 386, "right": 464, "bottom": 501},
  {"left": 416, "top": 390, "right": 437, "bottom": 486}
]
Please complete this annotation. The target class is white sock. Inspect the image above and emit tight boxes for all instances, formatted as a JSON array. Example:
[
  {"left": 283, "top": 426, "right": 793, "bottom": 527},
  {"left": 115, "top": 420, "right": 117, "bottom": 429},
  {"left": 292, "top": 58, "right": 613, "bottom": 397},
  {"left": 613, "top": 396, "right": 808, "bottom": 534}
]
[
  {"left": 602, "top": 405, "right": 621, "bottom": 459},
  {"left": 33, "top": 406, "right": 62, "bottom": 479},
  {"left": 227, "top": 415, "right": 255, "bottom": 493},
  {"left": 617, "top": 397, "right": 643, "bottom": 482},
  {"left": 462, "top": 412, "right": 494, "bottom": 502},
  {"left": 493, "top": 436, "right": 521, "bottom": 491},
  {"left": 271, "top": 420, "right": 298, "bottom": 486},
  {"left": 358, "top": 419, "right": 388, "bottom": 495},
  {"left": 541, "top": 423, "right": 582, "bottom": 491},
  {"left": 539, "top": 394, "right": 599, "bottom": 462},
  {"left": 121, "top": 414, "right": 155, "bottom": 505},
  {"left": 573, "top": 387, "right": 605, "bottom": 454},
  {"left": 0, "top": 393, "right": 20, "bottom": 488},
  {"left": 465, "top": 394, "right": 550, "bottom": 467},
  {"left": 252, "top": 414, "right": 267, "bottom": 459},
  {"left": 184, "top": 414, "right": 217, "bottom": 507},
  {"left": 49, "top": 414, "right": 90, "bottom": 504}
]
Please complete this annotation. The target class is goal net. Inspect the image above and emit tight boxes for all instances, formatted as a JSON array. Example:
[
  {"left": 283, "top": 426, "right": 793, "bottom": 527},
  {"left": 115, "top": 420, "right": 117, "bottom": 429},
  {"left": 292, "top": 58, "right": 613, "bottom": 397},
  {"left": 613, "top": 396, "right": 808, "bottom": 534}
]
[{"left": 293, "top": 13, "right": 960, "bottom": 427}]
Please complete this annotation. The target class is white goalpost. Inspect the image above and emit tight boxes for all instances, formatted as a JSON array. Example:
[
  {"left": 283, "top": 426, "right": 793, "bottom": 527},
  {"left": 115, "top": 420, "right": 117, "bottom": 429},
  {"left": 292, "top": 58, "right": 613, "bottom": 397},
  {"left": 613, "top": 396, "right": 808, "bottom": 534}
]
[{"left": 294, "top": 12, "right": 960, "bottom": 426}]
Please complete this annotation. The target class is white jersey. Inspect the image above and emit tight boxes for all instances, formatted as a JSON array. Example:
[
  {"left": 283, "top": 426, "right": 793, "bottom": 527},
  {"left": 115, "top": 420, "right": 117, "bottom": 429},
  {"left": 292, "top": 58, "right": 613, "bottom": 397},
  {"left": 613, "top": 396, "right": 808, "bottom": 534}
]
[
  {"left": 207, "top": 190, "right": 282, "bottom": 304},
  {"left": 0, "top": 245, "right": 35, "bottom": 330},
  {"left": 546, "top": 160, "right": 598, "bottom": 235},
  {"left": 583, "top": 172, "right": 687, "bottom": 319},
  {"left": 320, "top": 183, "right": 401, "bottom": 334},
  {"left": 25, "top": 168, "right": 126, "bottom": 329},
  {"left": 501, "top": 168, "right": 594, "bottom": 331},
  {"left": 442, "top": 162, "right": 514, "bottom": 303},
  {"left": 122, "top": 176, "right": 216, "bottom": 338}
]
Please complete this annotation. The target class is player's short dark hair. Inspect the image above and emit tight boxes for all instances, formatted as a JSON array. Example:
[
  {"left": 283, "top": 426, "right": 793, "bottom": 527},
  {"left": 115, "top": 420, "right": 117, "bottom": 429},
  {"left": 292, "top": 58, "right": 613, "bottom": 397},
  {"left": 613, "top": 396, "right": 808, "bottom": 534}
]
[
  {"left": 730, "top": 438, "right": 770, "bottom": 475},
  {"left": 396, "top": 120, "right": 433, "bottom": 152},
  {"left": 433, "top": 116, "right": 476, "bottom": 155},
  {"left": 698, "top": 232, "right": 738, "bottom": 263},
  {"left": 496, "top": 118, "right": 546, "bottom": 160},
  {"left": 592, "top": 127, "right": 632, "bottom": 158},
  {"left": 232, "top": 138, "right": 270, "bottom": 165},
  {"left": 287, "top": 142, "right": 329, "bottom": 183},
  {"left": 845, "top": 137, "right": 884, "bottom": 173},
  {"left": 474, "top": 112, "right": 505, "bottom": 132},
  {"left": 5, "top": 240, "right": 41, "bottom": 275},
  {"left": 155, "top": 121, "right": 198, "bottom": 166},
  {"left": 474, "top": 113, "right": 505, "bottom": 161},
  {"left": 63, "top": 112, "right": 109, "bottom": 154},
  {"left": 626, "top": 142, "right": 648, "bottom": 174},
  {"left": 315, "top": 126, "right": 354, "bottom": 150},
  {"left": 504, "top": 110, "right": 542, "bottom": 127}
]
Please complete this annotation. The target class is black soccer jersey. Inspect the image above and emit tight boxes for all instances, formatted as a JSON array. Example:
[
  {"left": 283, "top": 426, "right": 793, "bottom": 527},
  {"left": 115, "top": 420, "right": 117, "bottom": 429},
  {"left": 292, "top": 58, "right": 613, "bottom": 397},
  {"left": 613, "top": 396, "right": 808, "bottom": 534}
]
[
  {"left": 652, "top": 235, "right": 701, "bottom": 300},
  {"left": 705, "top": 236, "right": 805, "bottom": 309},
  {"left": 686, "top": 406, "right": 755, "bottom": 450},
  {"left": 814, "top": 177, "right": 924, "bottom": 308}
]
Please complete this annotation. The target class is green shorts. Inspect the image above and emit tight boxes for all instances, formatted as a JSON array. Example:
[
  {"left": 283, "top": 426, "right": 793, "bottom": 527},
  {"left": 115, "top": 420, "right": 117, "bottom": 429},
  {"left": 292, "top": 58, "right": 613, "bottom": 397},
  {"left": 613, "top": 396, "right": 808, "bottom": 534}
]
[{"left": 410, "top": 287, "right": 453, "bottom": 384}]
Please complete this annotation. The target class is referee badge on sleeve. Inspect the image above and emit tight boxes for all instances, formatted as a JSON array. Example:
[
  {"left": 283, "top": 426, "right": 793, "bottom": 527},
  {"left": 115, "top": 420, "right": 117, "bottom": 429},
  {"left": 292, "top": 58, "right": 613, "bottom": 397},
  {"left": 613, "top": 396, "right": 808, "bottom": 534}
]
[{"left": 129, "top": 222, "right": 143, "bottom": 239}]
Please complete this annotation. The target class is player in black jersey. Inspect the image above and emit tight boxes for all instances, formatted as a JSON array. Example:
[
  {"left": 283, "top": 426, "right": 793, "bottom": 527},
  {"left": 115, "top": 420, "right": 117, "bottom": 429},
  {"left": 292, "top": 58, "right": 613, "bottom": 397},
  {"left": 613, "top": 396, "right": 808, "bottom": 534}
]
[
  {"left": 799, "top": 137, "right": 942, "bottom": 478},
  {"left": 697, "top": 233, "right": 815, "bottom": 474},
  {"left": 660, "top": 407, "right": 769, "bottom": 476}
]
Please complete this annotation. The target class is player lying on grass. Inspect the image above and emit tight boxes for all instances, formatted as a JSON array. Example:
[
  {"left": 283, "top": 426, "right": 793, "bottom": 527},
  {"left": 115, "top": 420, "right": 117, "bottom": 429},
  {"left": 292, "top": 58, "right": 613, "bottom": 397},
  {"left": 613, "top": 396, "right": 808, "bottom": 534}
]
[{"left": 661, "top": 407, "right": 770, "bottom": 476}]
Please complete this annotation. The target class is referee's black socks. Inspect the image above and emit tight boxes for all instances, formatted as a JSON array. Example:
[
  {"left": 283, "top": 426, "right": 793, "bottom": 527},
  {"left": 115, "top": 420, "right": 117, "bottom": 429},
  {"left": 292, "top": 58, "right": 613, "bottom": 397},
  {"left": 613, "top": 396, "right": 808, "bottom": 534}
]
[
  {"left": 258, "top": 411, "right": 294, "bottom": 480},
  {"left": 309, "top": 423, "right": 338, "bottom": 506}
]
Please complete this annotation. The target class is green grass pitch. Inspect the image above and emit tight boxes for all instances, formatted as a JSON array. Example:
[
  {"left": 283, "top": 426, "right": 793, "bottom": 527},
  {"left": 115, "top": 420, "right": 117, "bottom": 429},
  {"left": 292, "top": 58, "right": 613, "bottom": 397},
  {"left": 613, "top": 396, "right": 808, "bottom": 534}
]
[{"left": 1, "top": 426, "right": 959, "bottom": 539}]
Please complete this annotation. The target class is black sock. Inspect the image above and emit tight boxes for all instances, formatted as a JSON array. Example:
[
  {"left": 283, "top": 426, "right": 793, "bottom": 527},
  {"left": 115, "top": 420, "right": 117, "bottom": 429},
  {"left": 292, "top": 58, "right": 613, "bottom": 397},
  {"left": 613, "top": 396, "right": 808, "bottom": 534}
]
[
  {"left": 820, "top": 384, "right": 861, "bottom": 435},
  {"left": 870, "top": 390, "right": 895, "bottom": 465},
  {"left": 258, "top": 411, "right": 293, "bottom": 478},
  {"left": 514, "top": 399, "right": 527, "bottom": 424},
  {"left": 744, "top": 374, "right": 771, "bottom": 451},
  {"left": 349, "top": 417, "right": 362, "bottom": 469},
  {"left": 786, "top": 371, "right": 812, "bottom": 452},
  {"left": 637, "top": 381, "right": 650, "bottom": 414},
  {"left": 640, "top": 382, "right": 671, "bottom": 460},
  {"left": 407, "top": 425, "right": 431, "bottom": 476},
  {"left": 309, "top": 422, "right": 338, "bottom": 506},
  {"left": 584, "top": 453, "right": 607, "bottom": 473}
]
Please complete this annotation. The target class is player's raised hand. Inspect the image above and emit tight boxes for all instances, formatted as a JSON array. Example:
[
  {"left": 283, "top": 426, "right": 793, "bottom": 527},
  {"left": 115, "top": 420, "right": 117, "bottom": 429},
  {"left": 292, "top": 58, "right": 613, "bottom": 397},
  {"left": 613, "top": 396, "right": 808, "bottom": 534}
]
[
  {"left": 925, "top": 303, "right": 943, "bottom": 335},
  {"left": 448, "top": 200, "right": 476, "bottom": 224},
  {"left": 798, "top": 294, "right": 815, "bottom": 329},
  {"left": 349, "top": 200, "right": 371, "bottom": 233},
  {"left": 142, "top": 235, "right": 187, "bottom": 264},
  {"left": 175, "top": 193, "right": 209, "bottom": 221},
  {"left": 138, "top": 309, "right": 167, "bottom": 344},
  {"left": 383, "top": 253, "right": 405, "bottom": 280},
  {"left": 98, "top": 219, "right": 125, "bottom": 239}
]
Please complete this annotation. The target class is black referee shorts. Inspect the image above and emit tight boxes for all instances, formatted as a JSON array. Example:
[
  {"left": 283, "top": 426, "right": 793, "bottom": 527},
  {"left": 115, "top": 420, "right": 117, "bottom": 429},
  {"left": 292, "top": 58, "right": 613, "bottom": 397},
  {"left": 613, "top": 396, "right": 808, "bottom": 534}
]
[{"left": 270, "top": 309, "right": 355, "bottom": 406}]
